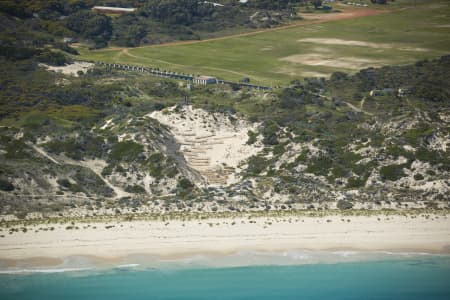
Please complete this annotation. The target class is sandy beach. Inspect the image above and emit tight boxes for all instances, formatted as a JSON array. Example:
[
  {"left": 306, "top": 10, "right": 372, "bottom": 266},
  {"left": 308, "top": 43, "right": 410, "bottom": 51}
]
[{"left": 1, "top": 213, "right": 449, "bottom": 267}]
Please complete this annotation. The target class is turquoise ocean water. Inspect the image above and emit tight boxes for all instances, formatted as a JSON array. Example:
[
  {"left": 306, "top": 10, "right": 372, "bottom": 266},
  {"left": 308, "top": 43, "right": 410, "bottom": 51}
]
[{"left": 1, "top": 254, "right": 450, "bottom": 300}]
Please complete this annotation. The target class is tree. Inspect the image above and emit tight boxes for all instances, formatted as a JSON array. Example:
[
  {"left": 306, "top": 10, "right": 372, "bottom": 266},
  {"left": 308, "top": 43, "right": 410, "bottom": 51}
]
[
  {"left": 380, "top": 164, "right": 406, "bottom": 181},
  {"left": 112, "top": 15, "right": 147, "bottom": 47},
  {"left": 38, "top": 50, "right": 70, "bottom": 66},
  {"left": 178, "top": 178, "right": 194, "bottom": 189},
  {"left": 0, "top": 179, "right": 14, "bottom": 191},
  {"left": 371, "top": 0, "right": 387, "bottom": 4},
  {"left": 312, "top": 0, "right": 322, "bottom": 9},
  {"left": 262, "top": 121, "right": 279, "bottom": 145},
  {"left": 65, "top": 11, "right": 112, "bottom": 47},
  {"left": 249, "top": 0, "right": 307, "bottom": 10}
]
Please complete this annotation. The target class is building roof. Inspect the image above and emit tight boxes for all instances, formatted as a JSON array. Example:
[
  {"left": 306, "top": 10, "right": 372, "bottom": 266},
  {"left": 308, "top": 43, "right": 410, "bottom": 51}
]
[
  {"left": 196, "top": 76, "right": 217, "bottom": 80},
  {"left": 202, "top": 1, "right": 225, "bottom": 7},
  {"left": 92, "top": 6, "right": 136, "bottom": 12}
]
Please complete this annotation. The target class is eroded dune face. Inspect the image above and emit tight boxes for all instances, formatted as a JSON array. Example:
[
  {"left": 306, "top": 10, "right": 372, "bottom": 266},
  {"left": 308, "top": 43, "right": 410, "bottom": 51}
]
[
  {"left": 39, "top": 62, "right": 94, "bottom": 77},
  {"left": 149, "top": 106, "right": 263, "bottom": 186}
]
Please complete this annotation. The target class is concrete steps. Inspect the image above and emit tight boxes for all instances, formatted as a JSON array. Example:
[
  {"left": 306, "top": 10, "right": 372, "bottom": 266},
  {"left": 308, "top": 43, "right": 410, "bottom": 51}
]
[{"left": 172, "top": 123, "right": 238, "bottom": 186}]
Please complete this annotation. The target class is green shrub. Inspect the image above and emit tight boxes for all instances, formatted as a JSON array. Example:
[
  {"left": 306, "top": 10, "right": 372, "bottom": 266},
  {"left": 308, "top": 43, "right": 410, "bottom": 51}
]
[
  {"left": 246, "top": 130, "right": 257, "bottom": 145},
  {"left": 101, "top": 164, "right": 114, "bottom": 176},
  {"left": 178, "top": 178, "right": 194, "bottom": 190},
  {"left": 273, "top": 143, "right": 286, "bottom": 155},
  {"left": 146, "top": 156, "right": 163, "bottom": 178},
  {"left": 385, "top": 144, "right": 414, "bottom": 159},
  {"left": 246, "top": 155, "right": 269, "bottom": 175},
  {"left": 164, "top": 166, "right": 179, "bottom": 178},
  {"left": 2, "top": 137, "right": 30, "bottom": 159},
  {"left": 125, "top": 185, "right": 146, "bottom": 194},
  {"left": 44, "top": 139, "right": 84, "bottom": 160},
  {"left": 110, "top": 141, "right": 144, "bottom": 162},
  {"left": 337, "top": 200, "right": 353, "bottom": 210},
  {"left": 305, "top": 156, "right": 332, "bottom": 176},
  {"left": 415, "top": 148, "right": 444, "bottom": 165},
  {"left": 346, "top": 177, "right": 366, "bottom": 188},
  {"left": 331, "top": 166, "right": 347, "bottom": 178},
  {"left": 56, "top": 178, "right": 71, "bottom": 188},
  {"left": 262, "top": 121, "right": 279, "bottom": 145},
  {"left": 380, "top": 164, "right": 406, "bottom": 181},
  {"left": 404, "top": 126, "right": 433, "bottom": 145},
  {"left": 177, "top": 178, "right": 195, "bottom": 198},
  {"left": 148, "top": 152, "right": 164, "bottom": 163},
  {"left": 37, "top": 50, "right": 70, "bottom": 66},
  {"left": 414, "top": 173, "right": 424, "bottom": 181},
  {"left": 0, "top": 178, "right": 14, "bottom": 191}
]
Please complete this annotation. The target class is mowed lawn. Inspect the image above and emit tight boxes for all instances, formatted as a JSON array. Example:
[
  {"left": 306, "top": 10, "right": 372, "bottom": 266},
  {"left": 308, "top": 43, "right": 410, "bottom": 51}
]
[{"left": 78, "top": 0, "right": 450, "bottom": 86}]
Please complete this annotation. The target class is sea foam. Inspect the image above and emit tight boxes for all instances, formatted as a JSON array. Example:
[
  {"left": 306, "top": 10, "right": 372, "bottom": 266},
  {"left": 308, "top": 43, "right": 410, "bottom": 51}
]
[{"left": 0, "top": 267, "right": 92, "bottom": 274}]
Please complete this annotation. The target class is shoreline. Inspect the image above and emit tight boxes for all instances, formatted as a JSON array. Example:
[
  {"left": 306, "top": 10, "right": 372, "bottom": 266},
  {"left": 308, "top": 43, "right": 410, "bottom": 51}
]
[
  {"left": 1, "top": 213, "right": 449, "bottom": 270},
  {"left": 1, "top": 251, "right": 449, "bottom": 275}
]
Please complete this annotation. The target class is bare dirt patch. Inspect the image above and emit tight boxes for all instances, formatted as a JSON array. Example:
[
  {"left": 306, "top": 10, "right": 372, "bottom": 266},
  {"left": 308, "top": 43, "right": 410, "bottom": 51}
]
[
  {"left": 280, "top": 53, "right": 386, "bottom": 70},
  {"left": 40, "top": 62, "right": 94, "bottom": 76},
  {"left": 298, "top": 38, "right": 429, "bottom": 52},
  {"left": 301, "top": 71, "right": 331, "bottom": 78},
  {"left": 260, "top": 46, "right": 273, "bottom": 51}
]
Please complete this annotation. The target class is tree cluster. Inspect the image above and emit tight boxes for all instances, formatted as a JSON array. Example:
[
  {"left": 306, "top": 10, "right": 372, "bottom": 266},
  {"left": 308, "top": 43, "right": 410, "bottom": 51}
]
[
  {"left": 0, "top": 0, "right": 308, "bottom": 50},
  {"left": 326, "top": 55, "right": 450, "bottom": 103}
]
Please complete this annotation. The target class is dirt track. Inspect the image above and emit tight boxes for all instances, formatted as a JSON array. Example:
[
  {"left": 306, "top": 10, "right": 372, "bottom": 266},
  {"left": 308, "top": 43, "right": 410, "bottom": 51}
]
[
  {"left": 147, "top": 8, "right": 384, "bottom": 48},
  {"left": 98, "top": 7, "right": 386, "bottom": 53}
]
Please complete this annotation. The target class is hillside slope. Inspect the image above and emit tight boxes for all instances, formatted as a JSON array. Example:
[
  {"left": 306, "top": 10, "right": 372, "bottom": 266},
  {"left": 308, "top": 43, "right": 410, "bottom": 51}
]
[{"left": 0, "top": 55, "right": 449, "bottom": 219}]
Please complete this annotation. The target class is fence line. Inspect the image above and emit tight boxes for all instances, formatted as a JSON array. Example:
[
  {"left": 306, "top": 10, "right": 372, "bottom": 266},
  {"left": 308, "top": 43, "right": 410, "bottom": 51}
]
[{"left": 91, "top": 61, "right": 272, "bottom": 91}]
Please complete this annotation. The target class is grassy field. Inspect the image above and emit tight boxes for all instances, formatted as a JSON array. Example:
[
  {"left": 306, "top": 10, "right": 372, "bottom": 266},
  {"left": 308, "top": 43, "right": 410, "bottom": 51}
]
[{"left": 78, "top": 0, "right": 450, "bottom": 86}]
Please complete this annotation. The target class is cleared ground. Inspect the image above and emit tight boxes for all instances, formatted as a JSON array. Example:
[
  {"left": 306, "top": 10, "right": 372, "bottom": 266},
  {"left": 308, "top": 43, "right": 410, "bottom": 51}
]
[{"left": 78, "top": 0, "right": 450, "bottom": 86}]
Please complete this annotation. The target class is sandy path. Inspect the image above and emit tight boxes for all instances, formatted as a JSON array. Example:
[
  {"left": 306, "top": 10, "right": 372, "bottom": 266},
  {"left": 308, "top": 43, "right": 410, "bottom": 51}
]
[
  {"left": 122, "top": 48, "right": 140, "bottom": 59},
  {"left": 345, "top": 100, "right": 374, "bottom": 116},
  {"left": 27, "top": 143, "right": 60, "bottom": 165}
]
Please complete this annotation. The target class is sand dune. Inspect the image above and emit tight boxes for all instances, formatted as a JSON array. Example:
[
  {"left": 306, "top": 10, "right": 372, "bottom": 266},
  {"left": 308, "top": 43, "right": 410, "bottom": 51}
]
[
  {"left": 40, "top": 62, "right": 94, "bottom": 77},
  {"left": 148, "top": 106, "right": 262, "bottom": 186}
]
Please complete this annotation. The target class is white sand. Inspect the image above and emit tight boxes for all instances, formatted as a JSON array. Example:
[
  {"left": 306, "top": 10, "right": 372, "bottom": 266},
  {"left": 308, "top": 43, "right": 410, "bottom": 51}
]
[
  {"left": 1, "top": 214, "right": 449, "bottom": 261},
  {"left": 40, "top": 62, "right": 94, "bottom": 77},
  {"left": 148, "top": 106, "right": 262, "bottom": 186}
]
